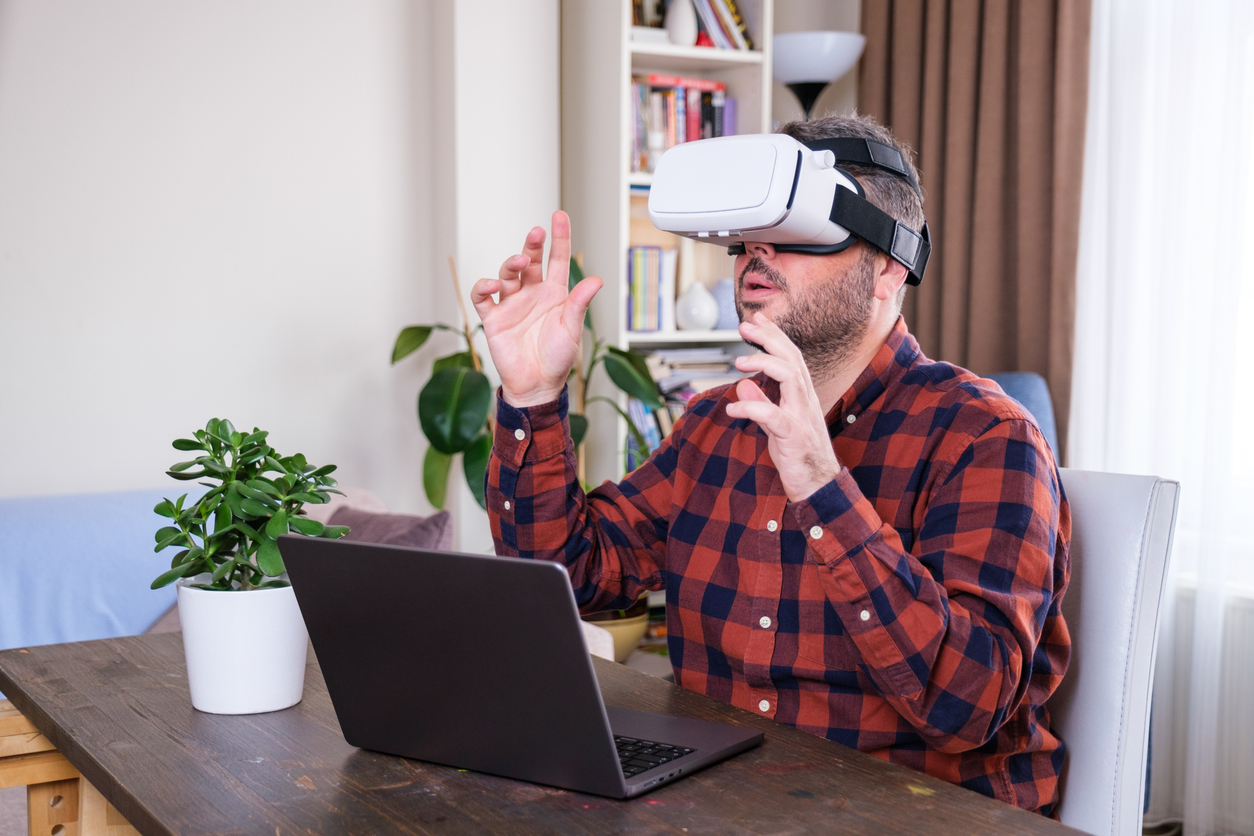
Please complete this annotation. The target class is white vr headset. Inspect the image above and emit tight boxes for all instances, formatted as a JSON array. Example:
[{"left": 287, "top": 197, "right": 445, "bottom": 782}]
[{"left": 647, "top": 133, "right": 930, "bottom": 285}]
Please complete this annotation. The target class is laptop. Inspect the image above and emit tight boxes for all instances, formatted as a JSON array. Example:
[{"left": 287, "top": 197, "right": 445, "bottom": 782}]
[{"left": 278, "top": 536, "right": 764, "bottom": 798}]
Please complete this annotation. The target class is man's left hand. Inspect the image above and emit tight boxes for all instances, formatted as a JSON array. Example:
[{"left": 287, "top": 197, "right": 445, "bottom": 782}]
[{"left": 724, "top": 312, "right": 841, "bottom": 503}]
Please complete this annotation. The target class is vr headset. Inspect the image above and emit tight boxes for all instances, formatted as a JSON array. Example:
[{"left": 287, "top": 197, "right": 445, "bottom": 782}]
[{"left": 647, "top": 133, "right": 930, "bottom": 285}]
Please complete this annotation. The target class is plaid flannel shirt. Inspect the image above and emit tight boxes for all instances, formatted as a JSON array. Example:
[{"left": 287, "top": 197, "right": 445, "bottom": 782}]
[{"left": 487, "top": 318, "right": 1070, "bottom": 814}]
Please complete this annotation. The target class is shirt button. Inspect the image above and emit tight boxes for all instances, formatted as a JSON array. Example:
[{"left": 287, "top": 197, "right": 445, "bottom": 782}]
[
  {"left": 846, "top": 414, "right": 856, "bottom": 424},
  {"left": 759, "top": 616, "right": 771, "bottom": 629},
  {"left": 514, "top": 428, "right": 526, "bottom": 441},
  {"left": 809, "top": 526, "right": 822, "bottom": 540},
  {"left": 503, "top": 500, "right": 511, "bottom": 511},
  {"left": 758, "top": 699, "right": 770, "bottom": 712},
  {"left": 766, "top": 520, "right": 778, "bottom": 532},
  {"left": 860, "top": 609, "right": 871, "bottom": 622}
]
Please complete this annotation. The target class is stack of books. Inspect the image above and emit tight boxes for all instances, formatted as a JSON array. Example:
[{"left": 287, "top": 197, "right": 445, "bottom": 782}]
[
  {"left": 631, "top": 73, "right": 736, "bottom": 173},
  {"left": 631, "top": 0, "right": 754, "bottom": 51},
  {"left": 627, "top": 246, "right": 677, "bottom": 332},
  {"left": 623, "top": 346, "right": 751, "bottom": 471},
  {"left": 646, "top": 347, "right": 749, "bottom": 399},
  {"left": 692, "top": 0, "right": 755, "bottom": 50}
]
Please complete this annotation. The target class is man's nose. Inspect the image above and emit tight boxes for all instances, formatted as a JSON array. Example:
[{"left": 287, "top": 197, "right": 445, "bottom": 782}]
[{"left": 746, "top": 241, "right": 777, "bottom": 259}]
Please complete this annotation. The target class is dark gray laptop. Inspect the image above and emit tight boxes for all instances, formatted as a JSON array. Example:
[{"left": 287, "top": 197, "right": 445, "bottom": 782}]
[{"left": 278, "top": 536, "right": 763, "bottom": 798}]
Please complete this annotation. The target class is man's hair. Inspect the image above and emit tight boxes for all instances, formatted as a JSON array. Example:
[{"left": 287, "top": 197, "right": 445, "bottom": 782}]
[{"left": 777, "top": 113, "right": 925, "bottom": 306}]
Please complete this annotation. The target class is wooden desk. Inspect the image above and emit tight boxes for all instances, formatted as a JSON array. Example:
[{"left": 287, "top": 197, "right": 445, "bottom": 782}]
[{"left": 0, "top": 633, "right": 1079, "bottom": 835}]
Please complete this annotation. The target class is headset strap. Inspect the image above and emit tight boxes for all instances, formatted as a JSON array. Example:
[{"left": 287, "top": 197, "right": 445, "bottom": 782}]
[
  {"left": 829, "top": 188, "right": 930, "bottom": 286},
  {"left": 803, "top": 138, "right": 922, "bottom": 196}
]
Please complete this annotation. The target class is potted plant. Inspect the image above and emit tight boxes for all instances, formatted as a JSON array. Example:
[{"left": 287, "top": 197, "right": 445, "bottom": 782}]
[
  {"left": 391, "top": 256, "right": 664, "bottom": 509},
  {"left": 151, "top": 417, "right": 348, "bottom": 714}
]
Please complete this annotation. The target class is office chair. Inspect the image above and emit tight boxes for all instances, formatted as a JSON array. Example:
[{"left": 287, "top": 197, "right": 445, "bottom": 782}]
[
  {"left": 987, "top": 371, "right": 1059, "bottom": 453},
  {"left": 1050, "top": 469, "right": 1179, "bottom": 836}
]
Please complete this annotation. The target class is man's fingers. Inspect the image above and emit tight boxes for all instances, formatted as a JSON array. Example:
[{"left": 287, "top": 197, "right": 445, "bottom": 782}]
[
  {"left": 547, "top": 210, "right": 572, "bottom": 286},
  {"left": 739, "top": 313, "right": 806, "bottom": 365},
  {"left": 562, "top": 275, "right": 603, "bottom": 334},
  {"left": 470, "top": 278, "right": 501, "bottom": 316},
  {"left": 519, "top": 226, "right": 547, "bottom": 285},
  {"left": 495, "top": 253, "right": 529, "bottom": 299},
  {"left": 734, "top": 352, "right": 811, "bottom": 402},
  {"left": 726, "top": 381, "right": 786, "bottom": 434}
]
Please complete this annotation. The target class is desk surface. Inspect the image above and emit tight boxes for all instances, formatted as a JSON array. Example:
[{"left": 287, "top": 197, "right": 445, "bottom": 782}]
[{"left": 0, "top": 633, "right": 1078, "bottom": 835}]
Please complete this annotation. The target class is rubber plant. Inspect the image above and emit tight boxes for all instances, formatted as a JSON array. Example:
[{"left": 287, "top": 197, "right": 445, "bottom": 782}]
[
  {"left": 151, "top": 417, "right": 348, "bottom": 591},
  {"left": 392, "top": 256, "right": 663, "bottom": 510}
]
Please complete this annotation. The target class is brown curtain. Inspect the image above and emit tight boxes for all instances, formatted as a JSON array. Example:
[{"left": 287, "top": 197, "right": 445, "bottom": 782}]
[{"left": 858, "top": 0, "right": 1090, "bottom": 459}]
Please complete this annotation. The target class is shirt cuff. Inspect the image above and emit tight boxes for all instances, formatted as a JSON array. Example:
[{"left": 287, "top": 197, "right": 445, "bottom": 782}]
[
  {"left": 493, "top": 386, "right": 572, "bottom": 468},
  {"left": 790, "top": 468, "right": 884, "bottom": 563}
]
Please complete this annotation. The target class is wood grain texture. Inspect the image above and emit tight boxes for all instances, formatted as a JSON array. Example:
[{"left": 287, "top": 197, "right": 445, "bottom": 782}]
[{"left": 0, "top": 634, "right": 1081, "bottom": 836}]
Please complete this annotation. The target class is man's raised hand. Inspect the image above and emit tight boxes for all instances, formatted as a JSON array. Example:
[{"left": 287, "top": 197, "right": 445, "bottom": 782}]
[
  {"left": 471, "top": 211, "right": 603, "bottom": 408},
  {"left": 724, "top": 313, "right": 842, "bottom": 503}
]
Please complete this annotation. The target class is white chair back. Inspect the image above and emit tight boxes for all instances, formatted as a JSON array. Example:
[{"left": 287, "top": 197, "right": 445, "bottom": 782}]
[{"left": 1051, "top": 469, "right": 1179, "bottom": 836}]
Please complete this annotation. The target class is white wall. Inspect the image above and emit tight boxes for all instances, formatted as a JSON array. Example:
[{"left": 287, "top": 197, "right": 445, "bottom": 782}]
[{"left": 0, "top": 0, "right": 561, "bottom": 553}]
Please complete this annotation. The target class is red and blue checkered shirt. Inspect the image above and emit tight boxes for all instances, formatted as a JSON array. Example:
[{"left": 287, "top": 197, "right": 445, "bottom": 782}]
[{"left": 487, "top": 318, "right": 1070, "bottom": 814}]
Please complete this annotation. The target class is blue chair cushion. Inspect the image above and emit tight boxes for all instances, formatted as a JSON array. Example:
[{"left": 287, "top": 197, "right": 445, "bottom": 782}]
[{"left": 987, "top": 371, "right": 1059, "bottom": 454}]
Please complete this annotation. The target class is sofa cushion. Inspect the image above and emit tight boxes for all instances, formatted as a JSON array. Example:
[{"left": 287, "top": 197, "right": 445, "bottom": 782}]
[{"left": 329, "top": 506, "right": 453, "bottom": 552}]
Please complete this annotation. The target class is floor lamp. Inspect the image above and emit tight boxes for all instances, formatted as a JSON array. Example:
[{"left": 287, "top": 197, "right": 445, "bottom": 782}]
[{"left": 773, "top": 31, "right": 867, "bottom": 121}]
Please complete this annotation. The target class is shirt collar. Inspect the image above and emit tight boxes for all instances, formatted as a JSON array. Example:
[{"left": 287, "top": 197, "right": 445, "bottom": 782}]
[{"left": 825, "top": 316, "right": 919, "bottom": 426}]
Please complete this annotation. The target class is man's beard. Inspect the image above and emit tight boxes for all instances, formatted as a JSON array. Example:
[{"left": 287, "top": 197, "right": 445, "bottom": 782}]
[{"left": 735, "top": 246, "right": 878, "bottom": 379}]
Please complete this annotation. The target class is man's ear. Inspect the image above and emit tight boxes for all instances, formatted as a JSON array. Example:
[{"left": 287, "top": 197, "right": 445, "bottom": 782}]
[{"left": 873, "top": 252, "right": 909, "bottom": 301}]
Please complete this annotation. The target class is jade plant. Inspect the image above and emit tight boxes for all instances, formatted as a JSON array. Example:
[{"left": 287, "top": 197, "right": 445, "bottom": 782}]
[
  {"left": 392, "top": 257, "right": 663, "bottom": 510},
  {"left": 151, "top": 417, "right": 348, "bottom": 591}
]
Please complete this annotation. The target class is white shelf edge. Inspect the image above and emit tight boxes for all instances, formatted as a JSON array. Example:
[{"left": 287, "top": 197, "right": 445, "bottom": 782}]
[
  {"left": 627, "top": 329, "right": 743, "bottom": 345},
  {"left": 627, "top": 172, "right": 653, "bottom": 187},
  {"left": 630, "top": 42, "right": 764, "bottom": 66}
]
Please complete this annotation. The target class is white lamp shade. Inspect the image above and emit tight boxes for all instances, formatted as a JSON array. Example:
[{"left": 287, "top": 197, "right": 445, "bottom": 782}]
[{"left": 773, "top": 31, "right": 867, "bottom": 84}]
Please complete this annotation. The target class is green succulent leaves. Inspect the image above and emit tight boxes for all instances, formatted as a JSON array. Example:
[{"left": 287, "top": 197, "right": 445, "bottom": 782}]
[{"left": 150, "top": 418, "right": 347, "bottom": 592}]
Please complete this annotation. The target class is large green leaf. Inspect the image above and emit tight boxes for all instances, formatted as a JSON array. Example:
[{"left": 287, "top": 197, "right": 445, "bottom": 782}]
[
  {"left": 433, "top": 351, "right": 475, "bottom": 373},
  {"left": 150, "top": 563, "right": 194, "bottom": 590},
  {"left": 603, "top": 348, "right": 664, "bottom": 409},
  {"left": 568, "top": 257, "right": 594, "bottom": 332},
  {"left": 289, "top": 516, "right": 325, "bottom": 536},
  {"left": 265, "top": 510, "right": 288, "bottom": 539},
  {"left": 423, "top": 446, "right": 453, "bottom": 510},
  {"left": 418, "top": 367, "right": 492, "bottom": 454},
  {"left": 569, "top": 413, "right": 589, "bottom": 447},
  {"left": 171, "top": 438, "right": 205, "bottom": 451},
  {"left": 256, "top": 536, "right": 284, "bottom": 576},
  {"left": 462, "top": 432, "right": 492, "bottom": 510},
  {"left": 392, "top": 325, "right": 433, "bottom": 363},
  {"left": 392, "top": 324, "right": 459, "bottom": 364}
]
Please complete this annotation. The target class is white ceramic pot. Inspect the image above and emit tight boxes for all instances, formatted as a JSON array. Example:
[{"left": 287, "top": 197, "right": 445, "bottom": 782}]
[
  {"left": 177, "top": 575, "right": 308, "bottom": 714},
  {"left": 676, "top": 282, "right": 720, "bottom": 331}
]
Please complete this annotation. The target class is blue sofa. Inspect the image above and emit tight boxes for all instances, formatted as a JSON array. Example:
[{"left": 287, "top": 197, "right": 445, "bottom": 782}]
[{"left": 0, "top": 489, "right": 182, "bottom": 696}]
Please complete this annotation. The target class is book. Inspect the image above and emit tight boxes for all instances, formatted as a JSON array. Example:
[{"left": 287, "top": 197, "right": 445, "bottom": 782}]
[
  {"left": 659, "top": 248, "right": 677, "bottom": 332},
  {"left": 711, "top": 0, "right": 748, "bottom": 50},
  {"left": 716, "top": 0, "right": 755, "bottom": 50},
  {"left": 692, "top": 0, "right": 733, "bottom": 48},
  {"left": 632, "top": 74, "right": 731, "bottom": 171},
  {"left": 722, "top": 96, "right": 737, "bottom": 137}
]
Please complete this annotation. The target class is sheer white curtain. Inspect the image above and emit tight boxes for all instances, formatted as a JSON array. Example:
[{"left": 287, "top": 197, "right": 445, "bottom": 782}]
[{"left": 1071, "top": 0, "right": 1254, "bottom": 834}]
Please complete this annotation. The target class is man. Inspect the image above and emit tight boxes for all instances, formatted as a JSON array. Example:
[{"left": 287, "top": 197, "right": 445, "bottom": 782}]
[{"left": 471, "top": 115, "right": 1070, "bottom": 815}]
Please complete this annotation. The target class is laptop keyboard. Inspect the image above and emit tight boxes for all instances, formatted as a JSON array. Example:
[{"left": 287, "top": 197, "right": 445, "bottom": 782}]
[{"left": 615, "top": 736, "right": 696, "bottom": 778}]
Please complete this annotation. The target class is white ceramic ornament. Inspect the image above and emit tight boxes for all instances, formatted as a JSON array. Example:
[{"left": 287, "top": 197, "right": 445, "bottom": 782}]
[
  {"left": 676, "top": 282, "right": 720, "bottom": 331},
  {"left": 665, "top": 0, "right": 698, "bottom": 47}
]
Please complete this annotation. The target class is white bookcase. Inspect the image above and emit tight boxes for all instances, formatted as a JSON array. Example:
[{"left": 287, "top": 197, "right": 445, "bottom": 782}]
[{"left": 561, "top": 0, "right": 774, "bottom": 486}]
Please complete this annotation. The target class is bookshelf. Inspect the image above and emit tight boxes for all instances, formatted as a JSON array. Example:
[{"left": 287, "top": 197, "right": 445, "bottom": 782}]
[{"left": 562, "top": 0, "right": 773, "bottom": 486}]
